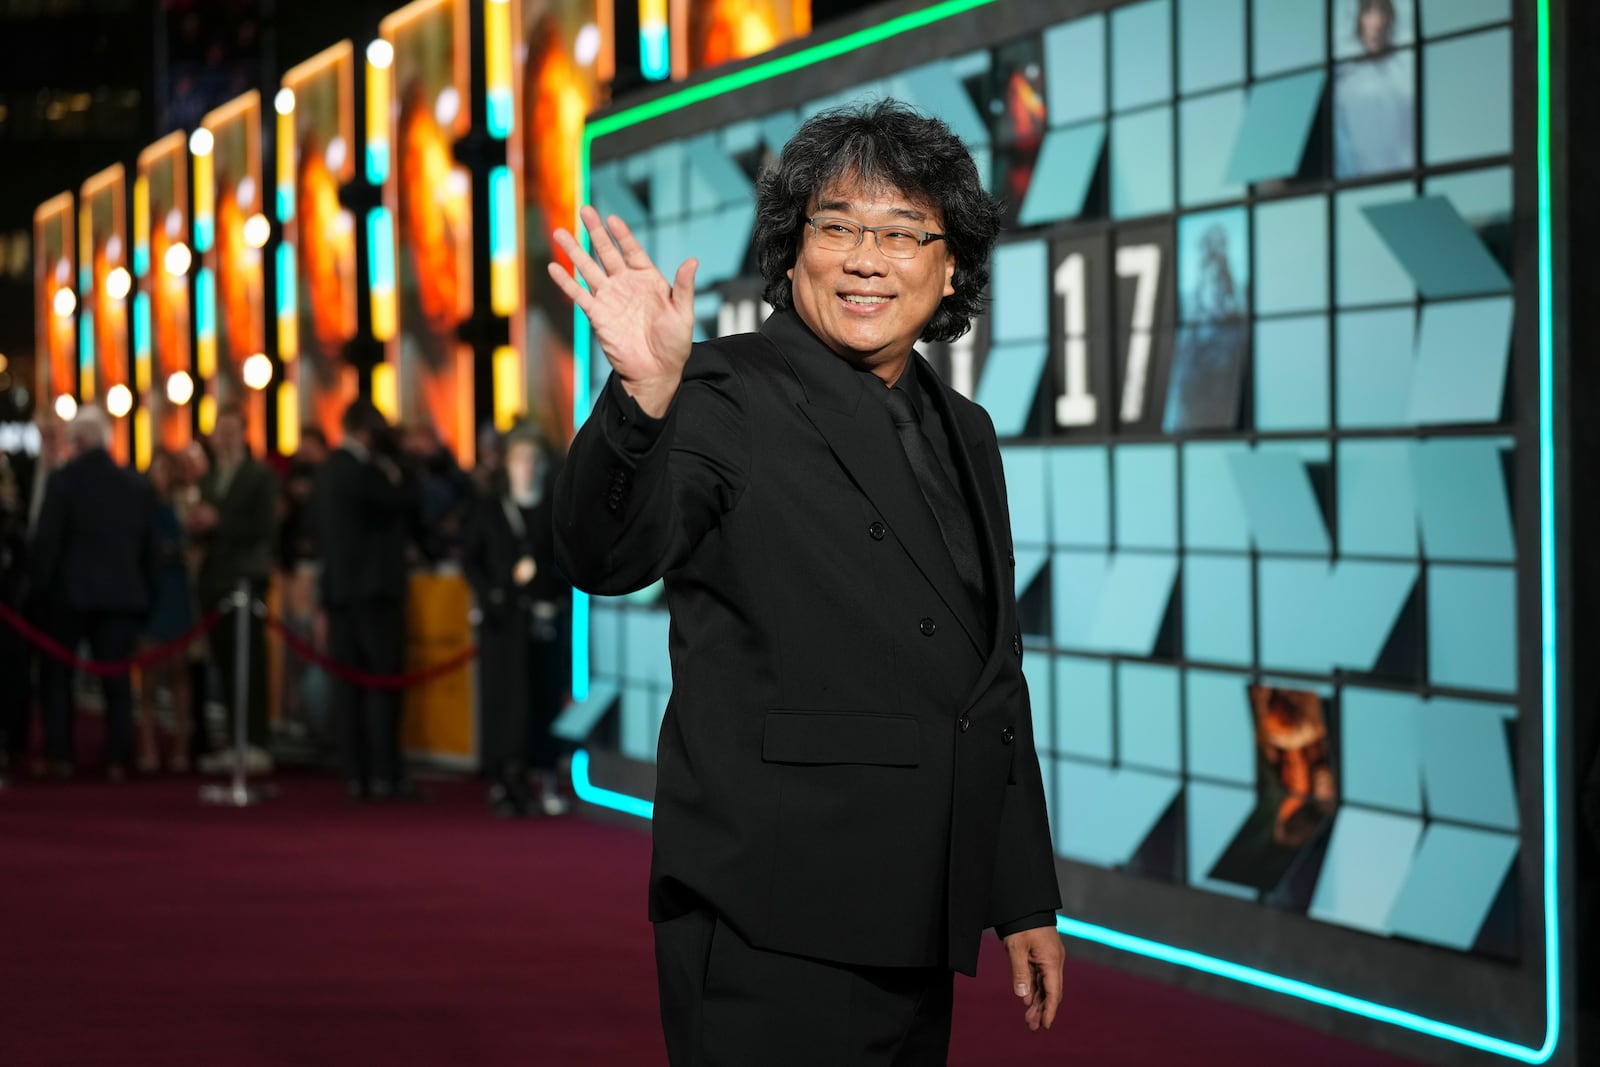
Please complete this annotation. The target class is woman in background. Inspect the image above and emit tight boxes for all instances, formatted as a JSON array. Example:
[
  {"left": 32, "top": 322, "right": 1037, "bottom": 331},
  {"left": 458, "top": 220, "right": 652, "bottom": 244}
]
[
  {"left": 137, "top": 449, "right": 196, "bottom": 773},
  {"left": 463, "top": 427, "right": 571, "bottom": 817}
]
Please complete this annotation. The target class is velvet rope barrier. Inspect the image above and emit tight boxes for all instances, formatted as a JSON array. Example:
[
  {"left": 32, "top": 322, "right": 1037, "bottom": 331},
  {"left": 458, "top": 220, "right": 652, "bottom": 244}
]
[
  {"left": 0, "top": 600, "right": 229, "bottom": 678},
  {"left": 262, "top": 613, "right": 477, "bottom": 691}
]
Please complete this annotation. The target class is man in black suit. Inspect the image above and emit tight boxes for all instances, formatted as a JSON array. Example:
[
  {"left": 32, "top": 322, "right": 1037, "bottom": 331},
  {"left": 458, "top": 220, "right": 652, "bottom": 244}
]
[
  {"left": 29, "top": 407, "right": 158, "bottom": 778},
  {"left": 312, "top": 399, "right": 417, "bottom": 800},
  {"left": 549, "top": 101, "right": 1062, "bottom": 1064}
]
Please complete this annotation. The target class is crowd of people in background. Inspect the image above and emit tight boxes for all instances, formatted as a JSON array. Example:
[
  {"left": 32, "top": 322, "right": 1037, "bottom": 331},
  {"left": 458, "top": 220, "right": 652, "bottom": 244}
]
[{"left": 0, "top": 398, "right": 572, "bottom": 818}]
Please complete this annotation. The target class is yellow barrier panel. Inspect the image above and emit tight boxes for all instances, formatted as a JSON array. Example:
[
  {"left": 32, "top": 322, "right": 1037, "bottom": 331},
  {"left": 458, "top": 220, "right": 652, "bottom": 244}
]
[{"left": 401, "top": 571, "right": 476, "bottom": 764}]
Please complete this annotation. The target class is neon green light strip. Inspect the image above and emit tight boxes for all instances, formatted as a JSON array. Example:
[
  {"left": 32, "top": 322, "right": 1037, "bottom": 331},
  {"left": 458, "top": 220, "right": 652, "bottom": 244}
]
[{"left": 571, "top": 2, "right": 1561, "bottom": 1058}]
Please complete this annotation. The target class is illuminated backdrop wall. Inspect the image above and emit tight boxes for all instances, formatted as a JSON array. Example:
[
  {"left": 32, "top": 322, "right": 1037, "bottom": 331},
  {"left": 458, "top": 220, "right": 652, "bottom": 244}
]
[{"left": 573, "top": 0, "right": 1558, "bottom": 1061}]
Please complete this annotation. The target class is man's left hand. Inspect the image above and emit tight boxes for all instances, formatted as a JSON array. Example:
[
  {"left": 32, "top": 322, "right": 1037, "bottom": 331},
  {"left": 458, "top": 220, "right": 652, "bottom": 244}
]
[{"left": 1002, "top": 926, "right": 1064, "bottom": 1032}]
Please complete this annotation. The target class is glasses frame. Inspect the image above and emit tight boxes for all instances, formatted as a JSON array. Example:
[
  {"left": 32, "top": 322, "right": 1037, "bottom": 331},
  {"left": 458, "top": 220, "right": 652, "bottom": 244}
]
[{"left": 804, "top": 215, "right": 947, "bottom": 259}]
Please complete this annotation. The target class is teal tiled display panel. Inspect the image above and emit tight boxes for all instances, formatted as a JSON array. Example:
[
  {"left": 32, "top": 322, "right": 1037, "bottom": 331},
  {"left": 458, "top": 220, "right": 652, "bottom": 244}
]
[{"left": 581, "top": 0, "right": 1526, "bottom": 967}]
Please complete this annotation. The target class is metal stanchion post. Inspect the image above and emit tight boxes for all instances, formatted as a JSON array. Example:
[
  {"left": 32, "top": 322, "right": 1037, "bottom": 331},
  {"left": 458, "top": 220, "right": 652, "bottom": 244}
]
[{"left": 200, "top": 580, "right": 276, "bottom": 807}]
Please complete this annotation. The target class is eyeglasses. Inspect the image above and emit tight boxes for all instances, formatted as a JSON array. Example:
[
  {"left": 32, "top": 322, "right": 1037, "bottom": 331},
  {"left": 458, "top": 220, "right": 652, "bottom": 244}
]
[{"left": 805, "top": 216, "right": 946, "bottom": 259}]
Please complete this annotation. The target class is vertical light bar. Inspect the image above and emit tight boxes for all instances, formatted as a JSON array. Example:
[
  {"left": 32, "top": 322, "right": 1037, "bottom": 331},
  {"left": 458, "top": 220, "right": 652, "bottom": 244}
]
[
  {"left": 133, "top": 408, "right": 152, "bottom": 470},
  {"left": 78, "top": 307, "right": 95, "bottom": 399},
  {"left": 639, "top": 0, "right": 670, "bottom": 80},
  {"left": 277, "top": 381, "right": 300, "bottom": 455},
  {"left": 132, "top": 174, "right": 150, "bottom": 278},
  {"left": 191, "top": 130, "right": 215, "bottom": 254},
  {"left": 198, "top": 394, "right": 216, "bottom": 434},
  {"left": 371, "top": 361, "right": 398, "bottom": 422},
  {"left": 366, "top": 206, "right": 397, "bottom": 341},
  {"left": 195, "top": 266, "right": 216, "bottom": 379},
  {"left": 489, "top": 165, "right": 517, "bottom": 316},
  {"left": 484, "top": 0, "right": 514, "bottom": 138},
  {"left": 365, "top": 40, "right": 393, "bottom": 186},
  {"left": 275, "top": 89, "right": 297, "bottom": 223},
  {"left": 276, "top": 241, "right": 298, "bottom": 360},
  {"left": 133, "top": 290, "right": 152, "bottom": 391},
  {"left": 492, "top": 344, "right": 522, "bottom": 431},
  {"left": 77, "top": 201, "right": 92, "bottom": 293}
]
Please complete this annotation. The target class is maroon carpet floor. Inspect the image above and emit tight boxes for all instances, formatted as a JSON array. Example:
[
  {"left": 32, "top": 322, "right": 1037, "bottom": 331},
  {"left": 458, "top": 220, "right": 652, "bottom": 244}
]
[{"left": 0, "top": 772, "right": 1427, "bottom": 1066}]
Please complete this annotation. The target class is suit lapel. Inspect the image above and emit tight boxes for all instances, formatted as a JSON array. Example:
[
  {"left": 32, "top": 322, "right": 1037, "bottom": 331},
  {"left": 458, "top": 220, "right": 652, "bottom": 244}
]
[{"left": 765, "top": 312, "right": 986, "bottom": 658}]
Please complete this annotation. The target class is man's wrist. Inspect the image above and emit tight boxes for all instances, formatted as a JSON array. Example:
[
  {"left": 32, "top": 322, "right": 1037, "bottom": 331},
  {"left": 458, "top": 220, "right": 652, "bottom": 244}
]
[
  {"left": 995, "top": 911, "right": 1058, "bottom": 940},
  {"left": 619, "top": 374, "right": 680, "bottom": 420}
]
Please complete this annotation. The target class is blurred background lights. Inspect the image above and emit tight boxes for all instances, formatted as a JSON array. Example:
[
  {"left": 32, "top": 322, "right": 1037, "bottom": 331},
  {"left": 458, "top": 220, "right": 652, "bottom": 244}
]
[
  {"left": 105, "top": 266, "right": 132, "bottom": 301},
  {"left": 54, "top": 394, "right": 77, "bottom": 420},
  {"left": 189, "top": 127, "right": 214, "bottom": 156},
  {"left": 164, "top": 241, "right": 193, "bottom": 276},
  {"left": 366, "top": 39, "right": 394, "bottom": 69},
  {"left": 243, "top": 213, "right": 272, "bottom": 249},
  {"left": 52, "top": 287, "right": 76, "bottom": 317},
  {"left": 274, "top": 88, "right": 296, "bottom": 115},
  {"left": 105, "top": 383, "right": 133, "bottom": 418},
  {"left": 574, "top": 23, "right": 602, "bottom": 66},
  {"left": 242, "top": 353, "right": 273, "bottom": 390},
  {"left": 166, "top": 371, "right": 194, "bottom": 406}
]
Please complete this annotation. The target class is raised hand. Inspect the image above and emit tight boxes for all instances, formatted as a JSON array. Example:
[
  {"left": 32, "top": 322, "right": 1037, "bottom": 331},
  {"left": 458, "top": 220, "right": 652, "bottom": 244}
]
[{"left": 547, "top": 206, "right": 698, "bottom": 419}]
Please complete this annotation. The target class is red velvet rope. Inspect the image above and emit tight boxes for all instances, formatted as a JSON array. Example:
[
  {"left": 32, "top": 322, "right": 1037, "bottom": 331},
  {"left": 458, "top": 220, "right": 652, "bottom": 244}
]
[
  {"left": 263, "top": 613, "right": 477, "bottom": 691},
  {"left": 0, "top": 600, "right": 228, "bottom": 677}
]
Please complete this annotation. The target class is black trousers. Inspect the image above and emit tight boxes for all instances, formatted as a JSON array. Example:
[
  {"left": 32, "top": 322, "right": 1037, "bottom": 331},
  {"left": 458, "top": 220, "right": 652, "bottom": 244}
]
[
  {"left": 654, "top": 908, "right": 953, "bottom": 1067},
  {"left": 208, "top": 579, "right": 270, "bottom": 749},
  {"left": 42, "top": 609, "right": 139, "bottom": 767},
  {"left": 327, "top": 600, "right": 407, "bottom": 792}
]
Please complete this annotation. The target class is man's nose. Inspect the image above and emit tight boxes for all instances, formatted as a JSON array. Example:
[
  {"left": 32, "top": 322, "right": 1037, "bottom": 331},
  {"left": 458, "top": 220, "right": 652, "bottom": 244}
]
[{"left": 843, "top": 234, "right": 889, "bottom": 275}]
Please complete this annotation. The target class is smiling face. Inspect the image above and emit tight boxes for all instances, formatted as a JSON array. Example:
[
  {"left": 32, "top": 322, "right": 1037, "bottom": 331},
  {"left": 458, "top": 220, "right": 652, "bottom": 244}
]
[{"left": 786, "top": 176, "right": 955, "bottom": 383}]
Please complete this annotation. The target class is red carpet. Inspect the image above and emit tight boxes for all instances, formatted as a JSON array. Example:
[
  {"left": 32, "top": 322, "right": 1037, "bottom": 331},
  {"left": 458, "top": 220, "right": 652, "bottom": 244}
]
[{"left": 0, "top": 772, "right": 1425, "bottom": 1066}]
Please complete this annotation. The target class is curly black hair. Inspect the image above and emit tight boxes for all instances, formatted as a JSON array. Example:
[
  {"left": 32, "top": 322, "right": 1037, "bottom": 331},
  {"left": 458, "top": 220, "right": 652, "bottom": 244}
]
[{"left": 753, "top": 99, "right": 1000, "bottom": 344}]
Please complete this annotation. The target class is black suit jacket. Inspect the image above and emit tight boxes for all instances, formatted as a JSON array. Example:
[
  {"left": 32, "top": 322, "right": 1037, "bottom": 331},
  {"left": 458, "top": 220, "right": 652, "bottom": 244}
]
[
  {"left": 29, "top": 448, "right": 159, "bottom": 615},
  {"left": 555, "top": 310, "right": 1058, "bottom": 976},
  {"left": 312, "top": 447, "right": 414, "bottom": 609},
  {"left": 196, "top": 456, "right": 279, "bottom": 606}
]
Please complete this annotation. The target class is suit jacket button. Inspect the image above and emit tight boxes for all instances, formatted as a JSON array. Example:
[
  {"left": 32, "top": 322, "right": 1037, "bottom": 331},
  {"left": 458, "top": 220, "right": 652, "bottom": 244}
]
[
  {"left": 1012, "top": 633, "right": 1022, "bottom": 656},
  {"left": 919, "top": 617, "right": 937, "bottom": 637},
  {"left": 868, "top": 521, "right": 886, "bottom": 541},
  {"left": 1001, "top": 725, "right": 1015, "bottom": 745},
  {"left": 958, "top": 715, "right": 972, "bottom": 733}
]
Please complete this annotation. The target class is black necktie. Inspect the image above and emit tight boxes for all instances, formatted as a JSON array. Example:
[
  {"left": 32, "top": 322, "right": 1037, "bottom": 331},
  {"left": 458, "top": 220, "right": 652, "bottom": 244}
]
[{"left": 884, "top": 386, "right": 986, "bottom": 622}]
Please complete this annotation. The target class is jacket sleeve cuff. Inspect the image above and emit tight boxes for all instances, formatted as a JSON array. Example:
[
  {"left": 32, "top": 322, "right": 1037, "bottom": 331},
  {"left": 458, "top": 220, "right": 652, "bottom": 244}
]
[
  {"left": 994, "top": 911, "right": 1058, "bottom": 940},
  {"left": 602, "top": 374, "right": 670, "bottom": 458}
]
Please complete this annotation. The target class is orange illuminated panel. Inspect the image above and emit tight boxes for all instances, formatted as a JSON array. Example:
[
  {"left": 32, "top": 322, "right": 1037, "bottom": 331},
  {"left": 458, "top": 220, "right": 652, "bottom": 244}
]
[
  {"left": 283, "top": 42, "right": 361, "bottom": 448},
  {"left": 383, "top": 0, "right": 475, "bottom": 464},
  {"left": 138, "top": 132, "right": 194, "bottom": 453},
  {"left": 200, "top": 91, "right": 269, "bottom": 456},
  {"left": 82, "top": 165, "right": 131, "bottom": 464},
  {"left": 671, "top": 0, "right": 809, "bottom": 78},
  {"left": 33, "top": 193, "right": 76, "bottom": 412},
  {"left": 517, "top": 0, "right": 608, "bottom": 444}
]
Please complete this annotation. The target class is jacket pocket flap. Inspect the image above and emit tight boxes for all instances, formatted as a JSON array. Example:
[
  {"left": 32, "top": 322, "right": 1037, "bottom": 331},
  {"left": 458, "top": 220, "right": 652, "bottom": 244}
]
[{"left": 761, "top": 710, "right": 920, "bottom": 767}]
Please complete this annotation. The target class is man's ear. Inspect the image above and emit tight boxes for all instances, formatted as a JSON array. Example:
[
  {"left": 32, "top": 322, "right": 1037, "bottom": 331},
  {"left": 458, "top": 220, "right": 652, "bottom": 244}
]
[{"left": 943, "top": 252, "right": 956, "bottom": 299}]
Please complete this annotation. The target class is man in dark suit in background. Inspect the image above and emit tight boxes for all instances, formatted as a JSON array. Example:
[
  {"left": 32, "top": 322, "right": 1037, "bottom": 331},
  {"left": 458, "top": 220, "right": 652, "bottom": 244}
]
[
  {"left": 549, "top": 101, "right": 1063, "bottom": 1065},
  {"left": 312, "top": 399, "right": 418, "bottom": 800},
  {"left": 29, "top": 406, "right": 158, "bottom": 779},
  {"left": 190, "top": 404, "right": 279, "bottom": 773}
]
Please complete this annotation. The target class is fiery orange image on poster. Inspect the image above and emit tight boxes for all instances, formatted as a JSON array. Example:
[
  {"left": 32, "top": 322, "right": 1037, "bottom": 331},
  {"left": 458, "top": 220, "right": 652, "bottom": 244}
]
[
  {"left": 283, "top": 44, "right": 360, "bottom": 446},
  {"left": 518, "top": 0, "right": 608, "bottom": 445},
  {"left": 676, "top": 0, "right": 809, "bottom": 76},
  {"left": 34, "top": 194, "right": 78, "bottom": 415},
  {"left": 384, "top": 0, "right": 474, "bottom": 463},
  {"left": 138, "top": 132, "right": 194, "bottom": 452},
  {"left": 199, "top": 93, "right": 269, "bottom": 455},
  {"left": 82, "top": 165, "right": 131, "bottom": 463}
]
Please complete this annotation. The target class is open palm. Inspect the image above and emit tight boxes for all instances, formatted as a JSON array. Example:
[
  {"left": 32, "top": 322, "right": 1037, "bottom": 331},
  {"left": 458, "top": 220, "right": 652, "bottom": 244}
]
[{"left": 547, "top": 206, "right": 697, "bottom": 417}]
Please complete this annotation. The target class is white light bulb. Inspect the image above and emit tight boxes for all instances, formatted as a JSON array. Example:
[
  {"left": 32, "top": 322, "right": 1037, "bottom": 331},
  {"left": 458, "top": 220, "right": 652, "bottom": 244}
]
[
  {"left": 106, "top": 383, "right": 133, "bottom": 418},
  {"left": 105, "top": 266, "right": 132, "bottom": 301},
  {"left": 164, "top": 242, "right": 193, "bottom": 277},
  {"left": 275, "top": 88, "right": 296, "bottom": 115},
  {"left": 190, "top": 127, "right": 215, "bottom": 156},
  {"left": 243, "top": 213, "right": 272, "bottom": 249},
  {"left": 242, "top": 353, "right": 273, "bottom": 390},
  {"left": 53, "top": 288, "right": 77, "bottom": 317},
  {"left": 166, "top": 371, "right": 194, "bottom": 406},
  {"left": 54, "top": 394, "right": 78, "bottom": 421},
  {"left": 367, "top": 39, "right": 394, "bottom": 69}
]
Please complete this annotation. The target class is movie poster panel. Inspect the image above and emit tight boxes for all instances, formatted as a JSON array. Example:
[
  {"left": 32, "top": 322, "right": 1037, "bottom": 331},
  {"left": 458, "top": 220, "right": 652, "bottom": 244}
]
[
  {"left": 138, "top": 132, "right": 194, "bottom": 453},
  {"left": 383, "top": 0, "right": 474, "bottom": 463},
  {"left": 518, "top": 0, "right": 606, "bottom": 445},
  {"left": 33, "top": 193, "right": 76, "bottom": 413},
  {"left": 82, "top": 165, "right": 132, "bottom": 464},
  {"left": 283, "top": 44, "right": 360, "bottom": 448},
  {"left": 672, "top": 0, "right": 810, "bottom": 77},
  {"left": 201, "top": 91, "right": 269, "bottom": 455}
]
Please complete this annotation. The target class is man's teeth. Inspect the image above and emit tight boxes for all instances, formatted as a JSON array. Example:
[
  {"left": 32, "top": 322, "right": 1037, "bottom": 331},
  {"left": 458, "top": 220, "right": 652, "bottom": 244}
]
[{"left": 842, "top": 294, "right": 889, "bottom": 304}]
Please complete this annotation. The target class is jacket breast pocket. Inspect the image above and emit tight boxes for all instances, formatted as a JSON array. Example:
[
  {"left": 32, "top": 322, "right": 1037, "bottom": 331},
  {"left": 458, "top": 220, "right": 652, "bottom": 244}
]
[{"left": 761, "top": 710, "right": 921, "bottom": 767}]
